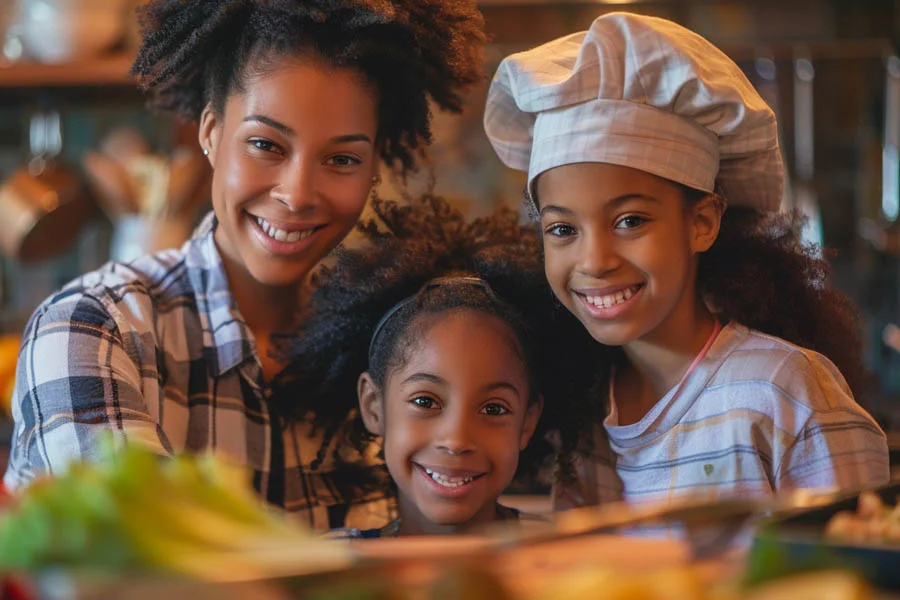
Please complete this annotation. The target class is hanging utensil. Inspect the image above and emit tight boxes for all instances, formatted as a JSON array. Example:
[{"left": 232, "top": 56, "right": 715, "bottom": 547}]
[
  {"left": 793, "top": 47, "right": 824, "bottom": 248},
  {"left": 0, "top": 109, "right": 94, "bottom": 263}
]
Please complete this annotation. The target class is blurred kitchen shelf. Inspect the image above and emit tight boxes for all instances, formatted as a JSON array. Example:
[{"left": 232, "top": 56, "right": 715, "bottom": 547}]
[{"left": 0, "top": 54, "right": 135, "bottom": 89}]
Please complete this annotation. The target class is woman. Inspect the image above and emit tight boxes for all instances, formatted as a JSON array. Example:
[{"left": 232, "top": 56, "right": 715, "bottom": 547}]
[{"left": 4, "top": 0, "right": 486, "bottom": 531}]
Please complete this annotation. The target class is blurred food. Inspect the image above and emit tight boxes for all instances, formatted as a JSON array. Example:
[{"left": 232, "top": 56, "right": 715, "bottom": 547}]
[
  {"left": 824, "top": 491, "right": 900, "bottom": 543},
  {"left": 528, "top": 567, "right": 866, "bottom": 600},
  {"left": 0, "top": 442, "right": 350, "bottom": 581},
  {"left": 741, "top": 570, "right": 868, "bottom": 600},
  {"left": 429, "top": 565, "right": 513, "bottom": 600}
]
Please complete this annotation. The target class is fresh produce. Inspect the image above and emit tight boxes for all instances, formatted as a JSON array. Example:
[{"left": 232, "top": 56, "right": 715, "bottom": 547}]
[
  {"left": 824, "top": 492, "right": 900, "bottom": 543},
  {"left": 0, "top": 442, "right": 349, "bottom": 580}
]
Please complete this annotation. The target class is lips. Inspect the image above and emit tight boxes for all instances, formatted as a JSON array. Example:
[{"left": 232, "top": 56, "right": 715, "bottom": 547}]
[
  {"left": 254, "top": 216, "right": 318, "bottom": 243},
  {"left": 414, "top": 463, "right": 486, "bottom": 497},
  {"left": 245, "top": 211, "right": 326, "bottom": 255},
  {"left": 574, "top": 283, "right": 644, "bottom": 318},
  {"left": 579, "top": 284, "right": 643, "bottom": 309}
]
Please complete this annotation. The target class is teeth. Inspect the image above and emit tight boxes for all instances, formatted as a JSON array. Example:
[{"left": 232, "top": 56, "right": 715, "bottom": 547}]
[
  {"left": 255, "top": 216, "right": 315, "bottom": 243},
  {"left": 585, "top": 286, "right": 637, "bottom": 308},
  {"left": 423, "top": 467, "right": 475, "bottom": 488}
]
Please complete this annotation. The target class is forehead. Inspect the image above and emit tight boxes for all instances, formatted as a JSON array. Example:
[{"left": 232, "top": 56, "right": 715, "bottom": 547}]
[
  {"left": 535, "top": 162, "right": 685, "bottom": 212},
  {"left": 225, "top": 56, "right": 378, "bottom": 134},
  {"left": 393, "top": 310, "right": 529, "bottom": 383}
]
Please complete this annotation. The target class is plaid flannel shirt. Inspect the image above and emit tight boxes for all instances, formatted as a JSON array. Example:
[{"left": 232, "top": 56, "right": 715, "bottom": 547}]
[{"left": 4, "top": 211, "right": 393, "bottom": 531}]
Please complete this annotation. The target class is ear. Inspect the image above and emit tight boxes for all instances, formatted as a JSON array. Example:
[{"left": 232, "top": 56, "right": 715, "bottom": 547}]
[
  {"left": 357, "top": 372, "right": 385, "bottom": 437},
  {"left": 690, "top": 194, "right": 725, "bottom": 254},
  {"left": 519, "top": 396, "right": 543, "bottom": 451},
  {"left": 198, "top": 103, "right": 220, "bottom": 166}
]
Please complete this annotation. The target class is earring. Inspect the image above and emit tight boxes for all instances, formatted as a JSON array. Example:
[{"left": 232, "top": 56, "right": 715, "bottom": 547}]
[{"left": 202, "top": 148, "right": 209, "bottom": 156}]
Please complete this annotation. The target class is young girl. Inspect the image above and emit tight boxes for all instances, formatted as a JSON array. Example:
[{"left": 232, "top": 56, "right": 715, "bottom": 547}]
[
  {"left": 281, "top": 195, "right": 605, "bottom": 536},
  {"left": 4, "top": 0, "right": 486, "bottom": 530},
  {"left": 483, "top": 12, "right": 890, "bottom": 508}
]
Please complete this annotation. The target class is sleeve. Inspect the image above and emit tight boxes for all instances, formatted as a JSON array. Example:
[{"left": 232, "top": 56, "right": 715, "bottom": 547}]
[
  {"left": 773, "top": 353, "right": 891, "bottom": 492},
  {"left": 3, "top": 291, "right": 171, "bottom": 490},
  {"left": 551, "top": 426, "right": 622, "bottom": 511}
]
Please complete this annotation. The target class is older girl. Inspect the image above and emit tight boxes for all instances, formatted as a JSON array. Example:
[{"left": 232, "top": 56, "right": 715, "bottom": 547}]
[{"left": 484, "top": 12, "right": 890, "bottom": 508}]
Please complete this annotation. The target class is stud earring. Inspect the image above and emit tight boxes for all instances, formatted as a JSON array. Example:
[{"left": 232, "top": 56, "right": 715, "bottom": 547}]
[{"left": 202, "top": 148, "right": 209, "bottom": 156}]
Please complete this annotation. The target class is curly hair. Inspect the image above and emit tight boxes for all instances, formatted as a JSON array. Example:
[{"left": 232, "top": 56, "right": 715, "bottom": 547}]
[
  {"left": 696, "top": 198, "right": 868, "bottom": 397},
  {"left": 275, "top": 194, "right": 607, "bottom": 501},
  {"left": 130, "top": 0, "right": 486, "bottom": 172}
]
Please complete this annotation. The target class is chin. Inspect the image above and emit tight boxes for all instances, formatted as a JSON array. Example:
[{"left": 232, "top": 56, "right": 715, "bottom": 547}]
[
  {"left": 424, "top": 508, "right": 480, "bottom": 528},
  {"left": 248, "top": 264, "right": 312, "bottom": 288}
]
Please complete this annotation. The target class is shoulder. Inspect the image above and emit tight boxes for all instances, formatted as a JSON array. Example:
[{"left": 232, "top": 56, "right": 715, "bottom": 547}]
[
  {"left": 29, "top": 247, "right": 195, "bottom": 332},
  {"left": 709, "top": 323, "right": 852, "bottom": 407},
  {"left": 698, "top": 323, "right": 884, "bottom": 448}
]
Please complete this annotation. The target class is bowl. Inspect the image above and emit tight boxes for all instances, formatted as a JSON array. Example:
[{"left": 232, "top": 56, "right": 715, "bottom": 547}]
[{"left": 17, "top": 0, "right": 127, "bottom": 63}]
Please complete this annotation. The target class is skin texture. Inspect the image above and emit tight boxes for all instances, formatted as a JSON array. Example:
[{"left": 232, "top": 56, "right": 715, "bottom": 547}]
[
  {"left": 358, "top": 309, "right": 541, "bottom": 535},
  {"left": 536, "top": 163, "right": 723, "bottom": 425},
  {"left": 198, "top": 56, "right": 379, "bottom": 379}
]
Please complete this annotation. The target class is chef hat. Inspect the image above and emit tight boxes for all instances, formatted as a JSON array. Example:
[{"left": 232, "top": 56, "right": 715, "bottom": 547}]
[{"left": 483, "top": 12, "right": 783, "bottom": 211}]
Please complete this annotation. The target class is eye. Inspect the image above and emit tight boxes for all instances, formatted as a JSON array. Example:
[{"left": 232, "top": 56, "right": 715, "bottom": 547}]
[
  {"left": 248, "top": 138, "right": 283, "bottom": 155},
  {"left": 410, "top": 396, "right": 438, "bottom": 410},
  {"left": 326, "top": 154, "right": 362, "bottom": 168},
  {"left": 614, "top": 215, "right": 647, "bottom": 230},
  {"left": 481, "top": 403, "right": 510, "bottom": 416},
  {"left": 544, "top": 223, "right": 577, "bottom": 238}
]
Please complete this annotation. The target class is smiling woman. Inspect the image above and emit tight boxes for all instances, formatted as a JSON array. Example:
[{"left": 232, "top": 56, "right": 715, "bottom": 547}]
[{"left": 3, "top": 0, "right": 486, "bottom": 531}]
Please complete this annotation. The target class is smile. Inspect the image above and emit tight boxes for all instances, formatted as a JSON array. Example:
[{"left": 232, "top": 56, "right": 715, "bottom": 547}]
[
  {"left": 581, "top": 284, "right": 642, "bottom": 308},
  {"left": 254, "top": 216, "right": 318, "bottom": 243},
  {"left": 422, "top": 466, "right": 480, "bottom": 488}
]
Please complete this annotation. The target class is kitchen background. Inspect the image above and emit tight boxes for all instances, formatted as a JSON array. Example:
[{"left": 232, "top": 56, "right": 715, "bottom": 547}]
[{"left": 0, "top": 0, "right": 899, "bottom": 462}]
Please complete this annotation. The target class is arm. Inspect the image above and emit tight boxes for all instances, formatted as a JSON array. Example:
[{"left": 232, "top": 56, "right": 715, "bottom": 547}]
[{"left": 4, "top": 292, "right": 170, "bottom": 490}]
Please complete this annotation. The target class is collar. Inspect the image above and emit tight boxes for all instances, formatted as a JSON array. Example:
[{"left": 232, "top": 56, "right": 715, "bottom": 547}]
[{"left": 185, "top": 211, "right": 257, "bottom": 377}]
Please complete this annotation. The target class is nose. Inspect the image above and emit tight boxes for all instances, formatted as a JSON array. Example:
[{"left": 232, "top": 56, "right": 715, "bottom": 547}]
[
  {"left": 434, "top": 409, "right": 476, "bottom": 456},
  {"left": 576, "top": 229, "right": 621, "bottom": 277},
  {"left": 270, "top": 160, "right": 317, "bottom": 212}
]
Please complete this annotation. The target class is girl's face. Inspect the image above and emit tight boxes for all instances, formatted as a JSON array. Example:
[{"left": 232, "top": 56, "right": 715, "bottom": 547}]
[
  {"left": 359, "top": 309, "right": 541, "bottom": 531},
  {"left": 199, "top": 56, "right": 379, "bottom": 290},
  {"left": 535, "top": 163, "right": 721, "bottom": 348}
]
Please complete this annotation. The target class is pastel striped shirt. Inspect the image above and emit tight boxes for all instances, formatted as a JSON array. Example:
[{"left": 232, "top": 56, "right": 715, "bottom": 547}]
[{"left": 554, "top": 322, "right": 891, "bottom": 509}]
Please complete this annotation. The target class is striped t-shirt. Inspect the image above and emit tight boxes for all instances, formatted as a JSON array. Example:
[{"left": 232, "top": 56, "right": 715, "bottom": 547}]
[{"left": 554, "top": 322, "right": 890, "bottom": 510}]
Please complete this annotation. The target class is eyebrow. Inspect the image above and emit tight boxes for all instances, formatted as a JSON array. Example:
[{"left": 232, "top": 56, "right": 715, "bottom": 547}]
[
  {"left": 539, "top": 193, "right": 660, "bottom": 217},
  {"left": 401, "top": 372, "right": 521, "bottom": 395},
  {"left": 242, "top": 115, "right": 372, "bottom": 144}
]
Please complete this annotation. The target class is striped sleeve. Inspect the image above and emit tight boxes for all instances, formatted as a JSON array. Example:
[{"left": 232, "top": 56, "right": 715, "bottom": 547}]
[
  {"left": 4, "top": 289, "right": 169, "bottom": 490},
  {"left": 776, "top": 411, "right": 890, "bottom": 490},
  {"left": 772, "top": 350, "right": 890, "bottom": 491}
]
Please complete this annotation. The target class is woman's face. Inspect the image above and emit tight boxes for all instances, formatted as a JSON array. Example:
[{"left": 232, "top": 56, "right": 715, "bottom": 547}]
[{"left": 199, "top": 56, "right": 379, "bottom": 290}]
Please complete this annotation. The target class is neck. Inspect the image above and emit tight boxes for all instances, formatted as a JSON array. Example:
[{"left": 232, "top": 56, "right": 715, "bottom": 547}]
[
  {"left": 396, "top": 496, "right": 500, "bottom": 537},
  {"left": 215, "top": 239, "right": 305, "bottom": 335},
  {"left": 617, "top": 300, "right": 718, "bottom": 422}
]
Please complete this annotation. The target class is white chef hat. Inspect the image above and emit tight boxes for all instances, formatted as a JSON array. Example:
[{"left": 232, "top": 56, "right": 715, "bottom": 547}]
[{"left": 483, "top": 12, "right": 783, "bottom": 211}]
